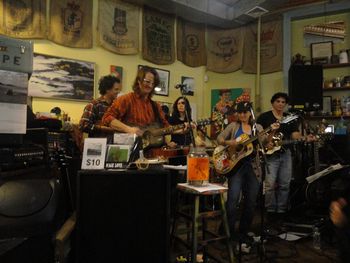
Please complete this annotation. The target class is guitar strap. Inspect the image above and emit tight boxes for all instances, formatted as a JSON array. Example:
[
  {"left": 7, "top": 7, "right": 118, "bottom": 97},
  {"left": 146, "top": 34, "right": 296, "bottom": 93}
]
[{"left": 150, "top": 100, "right": 162, "bottom": 125}]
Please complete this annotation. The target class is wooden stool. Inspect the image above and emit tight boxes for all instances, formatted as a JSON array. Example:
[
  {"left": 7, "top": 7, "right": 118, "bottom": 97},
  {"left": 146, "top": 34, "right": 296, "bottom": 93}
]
[{"left": 171, "top": 183, "right": 235, "bottom": 263}]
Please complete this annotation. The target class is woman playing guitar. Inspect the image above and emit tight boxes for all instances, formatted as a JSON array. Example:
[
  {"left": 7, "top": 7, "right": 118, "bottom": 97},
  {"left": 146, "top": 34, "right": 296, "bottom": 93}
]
[{"left": 216, "top": 101, "right": 279, "bottom": 251}]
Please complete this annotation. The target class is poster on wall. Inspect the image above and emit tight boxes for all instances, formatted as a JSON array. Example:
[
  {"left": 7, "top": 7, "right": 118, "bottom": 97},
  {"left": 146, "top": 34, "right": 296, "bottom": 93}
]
[
  {"left": 110, "top": 65, "right": 123, "bottom": 81},
  {"left": 0, "top": 70, "right": 28, "bottom": 134},
  {"left": 110, "top": 65, "right": 123, "bottom": 90},
  {"left": 210, "top": 88, "right": 250, "bottom": 138},
  {"left": 28, "top": 53, "right": 95, "bottom": 101}
]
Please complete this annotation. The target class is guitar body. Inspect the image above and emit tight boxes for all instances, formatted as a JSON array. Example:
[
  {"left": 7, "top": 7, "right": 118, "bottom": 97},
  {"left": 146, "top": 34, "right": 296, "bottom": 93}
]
[
  {"left": 212, "top": 114, "right": 299, "bottom": 174},
  {"left": 213, "top": 134, "right": 254, "bottom": 175},
  {"left": 141, "top": 116, "right": 222, "bottom": 149},
  {"left": 142, "top": 129, "right": 165, "bottom": 149}
]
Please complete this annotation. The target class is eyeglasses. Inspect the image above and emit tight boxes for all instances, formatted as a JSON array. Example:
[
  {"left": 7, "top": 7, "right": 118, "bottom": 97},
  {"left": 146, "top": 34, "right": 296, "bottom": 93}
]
[{"left": 143, "top": 79, "right": 155, "bottom": 87}]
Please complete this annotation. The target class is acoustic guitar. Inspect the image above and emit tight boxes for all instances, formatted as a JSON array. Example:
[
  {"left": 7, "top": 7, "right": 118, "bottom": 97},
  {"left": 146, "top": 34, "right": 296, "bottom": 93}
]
[
  {"left": 212, "top": 114, "right": 298, "bottom": 175},
  {"left": 142, "top": 113, "right": 224, "bottom": 149}
]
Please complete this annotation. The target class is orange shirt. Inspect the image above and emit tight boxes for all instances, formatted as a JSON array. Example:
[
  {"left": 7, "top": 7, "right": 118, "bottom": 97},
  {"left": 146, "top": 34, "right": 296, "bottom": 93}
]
[{"left": 102, "top": 92, "right": 168, "bottom": 128}]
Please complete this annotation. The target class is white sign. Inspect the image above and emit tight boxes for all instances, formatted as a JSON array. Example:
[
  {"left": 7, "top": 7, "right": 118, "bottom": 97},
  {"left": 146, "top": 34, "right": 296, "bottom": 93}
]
[{"left": 81, "top": 138, "right": 107, "bottom": 170}]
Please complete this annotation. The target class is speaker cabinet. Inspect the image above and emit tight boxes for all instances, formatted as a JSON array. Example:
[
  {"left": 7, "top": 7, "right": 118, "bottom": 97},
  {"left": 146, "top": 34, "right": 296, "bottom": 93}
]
[
  {"left": 76, "top": 169, "right": 171, "bottom": 263},
  {"left": 288, "top": 65, "right": 323, "bottom": 111}
]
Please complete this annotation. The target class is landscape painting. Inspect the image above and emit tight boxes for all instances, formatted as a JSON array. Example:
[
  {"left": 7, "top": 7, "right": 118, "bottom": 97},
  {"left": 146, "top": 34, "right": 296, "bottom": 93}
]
[{"left": 28, "top": 53, "right": 95, "bottom": 101}]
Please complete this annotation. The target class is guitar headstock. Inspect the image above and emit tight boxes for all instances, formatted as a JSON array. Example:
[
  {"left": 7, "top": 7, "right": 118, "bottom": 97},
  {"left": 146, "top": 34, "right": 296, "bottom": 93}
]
[
  {"left": 211, "top": 111, "right": 225, "bottom": 127},
  {"left": 196, "top": 112, "right": 225, "bottom": 127},
  {"left": 280, "top": 114, "right": 298, "bottom": 124},
  {"left": 197, "top": 119, "right": 211, "bottom": 126}
]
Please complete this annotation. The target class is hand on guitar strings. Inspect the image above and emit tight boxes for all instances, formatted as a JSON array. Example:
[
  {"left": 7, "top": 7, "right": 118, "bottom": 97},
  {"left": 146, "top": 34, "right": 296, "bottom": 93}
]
[
  {"left": 264, "top": 122, "right": 281, "bottom": 150},
  {"left": 127, "top": 126, "right": 143, "bottom": 136}
]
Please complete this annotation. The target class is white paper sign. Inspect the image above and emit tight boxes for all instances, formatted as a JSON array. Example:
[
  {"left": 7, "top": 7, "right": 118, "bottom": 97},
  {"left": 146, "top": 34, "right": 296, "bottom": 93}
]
[{"left": 81, "top": 138, "right": 107, "bottom": 170}]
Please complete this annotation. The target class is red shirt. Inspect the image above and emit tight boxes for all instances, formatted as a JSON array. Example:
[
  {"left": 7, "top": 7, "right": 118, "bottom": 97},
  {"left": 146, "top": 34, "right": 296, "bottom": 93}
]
[{"left": 102, "top": 92, "right": 168, "bottom": 128}]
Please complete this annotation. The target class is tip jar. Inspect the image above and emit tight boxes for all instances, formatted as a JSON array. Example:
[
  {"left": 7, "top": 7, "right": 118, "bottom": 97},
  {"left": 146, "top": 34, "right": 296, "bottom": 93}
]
[{"left": 187, "top": 146, "right": 210, "bottom": 186}]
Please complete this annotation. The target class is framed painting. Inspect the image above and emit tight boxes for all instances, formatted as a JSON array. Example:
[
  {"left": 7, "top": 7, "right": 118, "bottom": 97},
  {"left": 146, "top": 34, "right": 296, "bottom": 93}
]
[
  {"left": 28, "top": 53, "right": 95, "bottom": 101},
  {"left": 154, "top": 67, "right": 170, "bottom": 96},
  {"left": 311, "top": 41, "right": 333, "bottom": 61},
  {"left": 110, "top": 65, "right": 123, "bottom": 83},
  {"left": 181, "top": 76, "right": 194, "bottom": 96}
]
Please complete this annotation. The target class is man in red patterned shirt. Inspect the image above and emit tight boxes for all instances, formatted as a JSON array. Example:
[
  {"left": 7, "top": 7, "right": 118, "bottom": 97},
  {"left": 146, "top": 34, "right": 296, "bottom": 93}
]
[
  {"left": 102, "top": 66, "right": 168, "bottom": 135},
  {"left": 79, "top": 75, "right": 121, "bottom": 138}
]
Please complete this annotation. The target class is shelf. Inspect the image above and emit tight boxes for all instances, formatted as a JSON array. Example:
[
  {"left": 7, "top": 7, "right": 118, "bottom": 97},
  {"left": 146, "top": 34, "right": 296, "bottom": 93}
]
[
  {"left": 323, "top": 87, "right": 350, "bottom": 91},
  {"left": 322, "top": 63, "right": 350, "bottom": 69},
  {"left": 305, "top": 115, "right": 350, "bottom": 120}
]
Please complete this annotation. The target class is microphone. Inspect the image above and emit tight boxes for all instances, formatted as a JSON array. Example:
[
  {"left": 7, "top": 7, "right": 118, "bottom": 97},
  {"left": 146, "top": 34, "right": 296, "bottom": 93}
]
[{"left": 175, "top": 84, "right": 187, "bottom": 89}]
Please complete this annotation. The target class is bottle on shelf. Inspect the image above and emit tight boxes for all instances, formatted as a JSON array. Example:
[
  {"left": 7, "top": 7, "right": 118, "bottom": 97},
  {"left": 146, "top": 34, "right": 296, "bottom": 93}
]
[
  {"left": 332, "top": 97, "right": 342, "bottom": 117},
  {"left": 339, "top": 50, "right": 349, "bottom": 64}
]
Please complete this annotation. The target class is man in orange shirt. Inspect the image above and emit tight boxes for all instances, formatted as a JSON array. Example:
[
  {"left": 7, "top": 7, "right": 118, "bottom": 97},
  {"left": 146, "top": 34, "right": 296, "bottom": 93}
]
[{"left": 102, "top": 66, "right": 168, "bottom": 135}]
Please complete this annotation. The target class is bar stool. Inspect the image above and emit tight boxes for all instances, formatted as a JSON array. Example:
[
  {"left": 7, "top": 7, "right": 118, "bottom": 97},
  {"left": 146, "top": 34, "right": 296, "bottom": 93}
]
[{"left": 171, "top": 183, "right": 235, "bottom": 263}]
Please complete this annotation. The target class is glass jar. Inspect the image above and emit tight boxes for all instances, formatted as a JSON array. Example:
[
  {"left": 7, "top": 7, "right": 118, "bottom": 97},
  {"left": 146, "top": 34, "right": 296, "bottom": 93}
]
[{"left": 187, "top": 147, "right": 209, "bottom": 186}]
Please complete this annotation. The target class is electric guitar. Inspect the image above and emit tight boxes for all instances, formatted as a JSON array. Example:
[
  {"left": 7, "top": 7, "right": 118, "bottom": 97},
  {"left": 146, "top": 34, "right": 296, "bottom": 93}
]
[
  {"left": 265, "top": 132, "right": 303, "bottom": 155},
  {"left": 266, "top": 131, "right": 334, "bottom": 155},
  {"left": 212, "top": 114, "right": 298, "bottom": 175}
]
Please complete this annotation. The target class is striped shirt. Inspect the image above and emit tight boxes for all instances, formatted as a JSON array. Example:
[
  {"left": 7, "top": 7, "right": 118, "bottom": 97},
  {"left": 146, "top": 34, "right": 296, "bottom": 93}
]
[{"left": 79, "top": 96, "right": 110, "bottom": 136}]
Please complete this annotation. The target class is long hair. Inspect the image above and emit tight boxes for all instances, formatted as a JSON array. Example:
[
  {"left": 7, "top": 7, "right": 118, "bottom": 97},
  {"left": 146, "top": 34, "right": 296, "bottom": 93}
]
[
  {"left": 172, "top": 96, "right": 192, "bottom": 121},
  {"left": 132, "top": 66, "right": 160, "bottom": 98}
]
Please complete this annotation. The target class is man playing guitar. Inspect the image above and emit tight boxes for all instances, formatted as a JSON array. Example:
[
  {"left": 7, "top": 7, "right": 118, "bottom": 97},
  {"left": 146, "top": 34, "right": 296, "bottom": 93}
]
[
  {"left": 257, "top": 92, "right": 315, "bottom": 221},
  {"left": 102, "top": 65, "right": 168, "bottom": 136}
]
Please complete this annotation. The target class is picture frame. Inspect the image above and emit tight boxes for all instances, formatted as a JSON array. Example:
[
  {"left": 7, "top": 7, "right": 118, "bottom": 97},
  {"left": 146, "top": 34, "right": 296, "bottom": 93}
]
[
  {"left": 311, "top": 41, "right": 333, "bottom": 61},
  {"left": 322, "top": 96, "right": 332, "bottom": 114},
  {"left": 138, "top": 65, "right": 169, "bottom": 96},
  {"left": 181, "top": 76, "right": 194, "bottom": 96},
  {"left": 29, "top": 53, "right": 95, "bottom": 101},
  {"left": 154, "top": 67, "right": 170, "bottom": 96}
]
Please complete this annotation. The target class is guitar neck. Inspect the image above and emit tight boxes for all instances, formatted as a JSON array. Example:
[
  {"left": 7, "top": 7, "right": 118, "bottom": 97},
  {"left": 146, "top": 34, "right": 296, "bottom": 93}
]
[
  {"left": 149, "top": 119, "right": 212, "bottom": 137},
  {"left": 241, "top": 126, "right": 272, "bottom": 146},
  {"left": 151, "top": 124, "right": 186, "bottom": 136}
]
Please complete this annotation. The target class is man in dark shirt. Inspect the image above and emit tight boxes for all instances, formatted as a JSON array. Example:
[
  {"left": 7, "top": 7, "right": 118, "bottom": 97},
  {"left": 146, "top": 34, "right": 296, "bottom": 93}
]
[
  {"left": 79, "top": 75, "right": 121, "bottom": 138},
  {"left": 257, "top": 92, "right": 314, "bottom": 217}
]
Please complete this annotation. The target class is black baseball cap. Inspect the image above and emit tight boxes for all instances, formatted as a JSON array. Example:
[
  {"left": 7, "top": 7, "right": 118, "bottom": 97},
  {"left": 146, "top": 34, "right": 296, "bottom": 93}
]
[{"left": 236, "top": 101, "right": 252, "bottom": 112}]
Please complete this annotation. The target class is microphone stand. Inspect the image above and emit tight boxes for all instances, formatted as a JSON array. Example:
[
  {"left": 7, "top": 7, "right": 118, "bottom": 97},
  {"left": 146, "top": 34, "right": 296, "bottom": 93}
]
[
  {"left": 178, "top": 87, "right": 196, "bottom": 147},
  {"left": 249, "top": 106, "right": 270, "bottom": 263}
]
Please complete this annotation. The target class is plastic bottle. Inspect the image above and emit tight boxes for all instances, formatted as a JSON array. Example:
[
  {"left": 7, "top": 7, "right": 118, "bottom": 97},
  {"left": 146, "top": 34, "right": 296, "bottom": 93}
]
[
  {"left": 312, "top": 226, "right": 321, "bottom": 250},
  {"left": 187, "top": 147, "right": 209, "bottom": 186}
]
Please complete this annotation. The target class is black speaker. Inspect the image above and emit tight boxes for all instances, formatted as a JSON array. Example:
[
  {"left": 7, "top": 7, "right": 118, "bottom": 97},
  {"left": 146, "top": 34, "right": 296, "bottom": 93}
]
[
  {"left": 0, "top": 166, "right": 63, "bottom": 263},
  {"left": 288, "top": 65, "right": 323, "bottom": 111},
  {"left": 76, "top": 169, "right": 171, "bottom": 263}
]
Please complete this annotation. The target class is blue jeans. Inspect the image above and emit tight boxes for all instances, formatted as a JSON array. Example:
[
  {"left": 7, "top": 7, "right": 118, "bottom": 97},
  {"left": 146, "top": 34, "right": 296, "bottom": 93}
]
[
  {"left": 264, "top": 149, "right": 292, "bottom": 213},
  {"left": 226, "top": 161, "right": 260, "bottom": 239}
]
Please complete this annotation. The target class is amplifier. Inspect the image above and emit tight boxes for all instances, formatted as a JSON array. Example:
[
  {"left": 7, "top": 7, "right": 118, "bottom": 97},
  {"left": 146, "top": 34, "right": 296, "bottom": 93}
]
[{"left": 0, "top": 145, "right": 46, "bottom": 171}]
